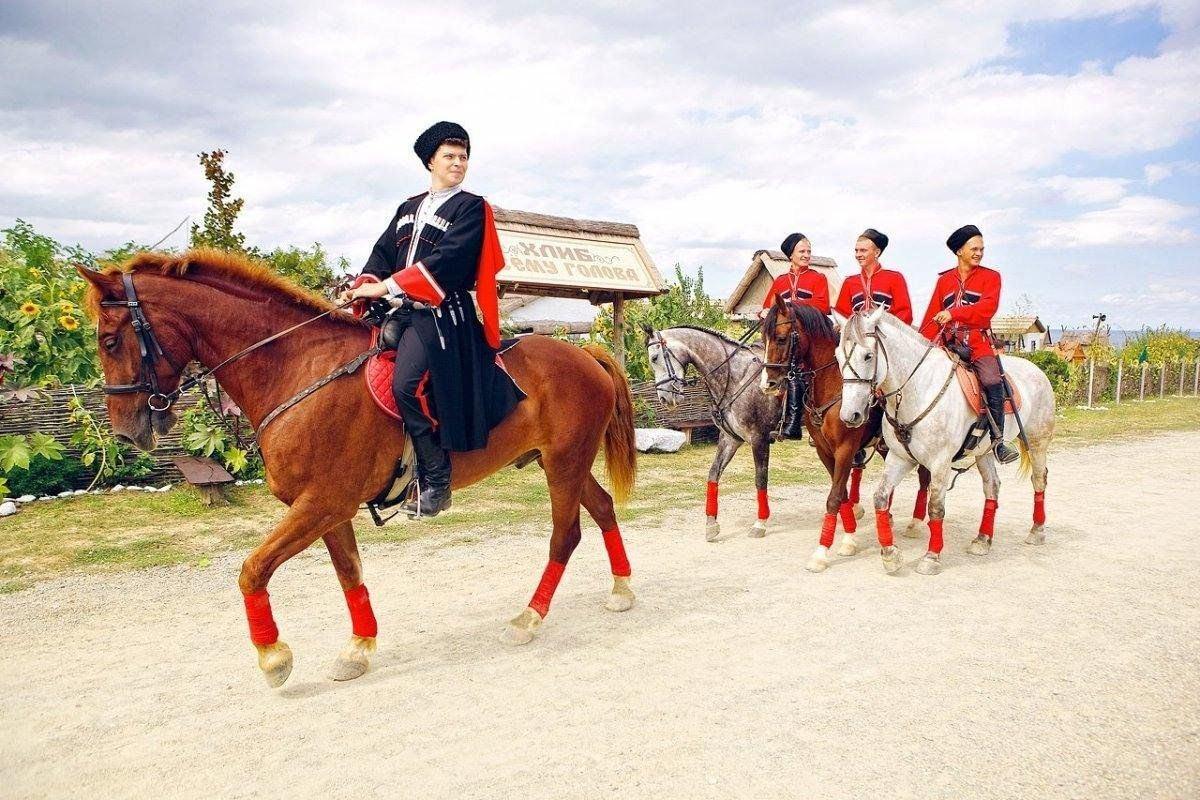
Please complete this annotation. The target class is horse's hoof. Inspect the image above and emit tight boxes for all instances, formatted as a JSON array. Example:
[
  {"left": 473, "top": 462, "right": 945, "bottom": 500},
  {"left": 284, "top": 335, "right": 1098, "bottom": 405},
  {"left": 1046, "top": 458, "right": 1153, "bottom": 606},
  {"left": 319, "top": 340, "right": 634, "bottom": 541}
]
[
  {"left": 1026, "top": 526, "right": 1046, "bottom": 546},
  {"left": 806, "top": 546, "right": 830, "bottom": 573},
  {"left": 748, "top": 519, "right": 767, "bottom": 538},
  {"left": 604, "top": 576, "right": 635, "bottom": 612},
  {"left": 967, "top": 534, "right": 992, "bottom": 555},
  {"left": 836, "top": 535, "right": 859, "bottom": 557},
  {"left": 853, "top": 503, "right": 865, "bottom": 521},
  {"left": 915, "top": 553, "right": 942, "bottom": 575},
  {"left": 328, "top": 635, "right": 376, "bottom": 682},
  {"left": 880, "top": 545, "right": 904, "bottom": 575},
  {"left": 902, "top": 518, "right": 924, "bottom": 538},
  {"left": 502, "top": 607, "right": 542, "bottom": 645},
  {"left": 255, "top": 641, "right": 294, "bottom": 688},
  {"left": 705, "top": 516, "right": 720, "bottom": 542}
]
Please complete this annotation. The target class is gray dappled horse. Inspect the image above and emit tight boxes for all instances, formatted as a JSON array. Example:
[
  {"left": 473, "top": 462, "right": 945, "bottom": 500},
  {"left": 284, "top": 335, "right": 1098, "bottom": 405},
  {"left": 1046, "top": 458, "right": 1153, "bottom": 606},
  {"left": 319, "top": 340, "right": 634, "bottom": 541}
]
[{"left": 644, "top": 325, "right": 779, "bottom": 540}]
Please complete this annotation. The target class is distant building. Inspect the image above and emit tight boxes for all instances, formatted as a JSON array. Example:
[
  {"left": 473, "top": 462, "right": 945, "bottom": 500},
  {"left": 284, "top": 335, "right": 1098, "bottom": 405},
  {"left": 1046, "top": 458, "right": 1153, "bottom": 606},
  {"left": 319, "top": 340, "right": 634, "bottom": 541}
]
[
  {"left": 992, "top": 315, "right": 1050, "bottom": 352},
  {"left": 723, "top": 249, "right": 842, "bottom": 320},
  {"left": 499, "top": 293, "right": 597, "bottom": 335}
]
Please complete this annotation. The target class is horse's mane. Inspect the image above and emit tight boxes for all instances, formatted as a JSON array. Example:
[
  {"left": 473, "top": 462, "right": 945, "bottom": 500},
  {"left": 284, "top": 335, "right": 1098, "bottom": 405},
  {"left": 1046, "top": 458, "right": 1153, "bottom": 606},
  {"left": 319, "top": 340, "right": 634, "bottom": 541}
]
[
  {"left": 764, "top": 303, "right": 839, "bottom": 344},
  {"left": 84, "top": 248, "right": 358, "bottom": 325},
  {"left": 665, "top": 324, "right": 761, "bottom": 353}
]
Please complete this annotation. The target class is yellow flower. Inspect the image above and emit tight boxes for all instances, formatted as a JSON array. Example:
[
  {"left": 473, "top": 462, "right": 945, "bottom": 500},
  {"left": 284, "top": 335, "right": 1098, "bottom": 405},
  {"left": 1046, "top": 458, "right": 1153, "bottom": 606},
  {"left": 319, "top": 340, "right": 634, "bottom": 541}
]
[
  {"left": 59, "top": 301, "right": 75, "bottom": 312},
  {"left": 59, "top": 315, "right": 79, "bottom": 331},
  {"left": 28, "top": 268, "right": 42, "bottom": 279},
  {"left": 20, "top": 301, "right": 40, "bottom": 316}
]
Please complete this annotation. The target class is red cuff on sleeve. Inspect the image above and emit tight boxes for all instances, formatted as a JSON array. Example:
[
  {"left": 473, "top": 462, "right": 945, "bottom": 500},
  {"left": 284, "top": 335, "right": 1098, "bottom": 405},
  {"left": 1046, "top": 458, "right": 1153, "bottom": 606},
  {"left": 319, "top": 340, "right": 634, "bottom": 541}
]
[{"left": 391, "top": 262, "right": 445, "bottom": 305}]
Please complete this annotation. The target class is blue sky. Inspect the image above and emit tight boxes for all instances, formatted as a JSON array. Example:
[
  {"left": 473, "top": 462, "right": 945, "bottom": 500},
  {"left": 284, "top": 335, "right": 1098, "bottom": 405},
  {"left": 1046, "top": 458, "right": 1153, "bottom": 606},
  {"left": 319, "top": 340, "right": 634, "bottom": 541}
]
[{"left": 1, "top": 0, "right": 1197, "bottom": 331}]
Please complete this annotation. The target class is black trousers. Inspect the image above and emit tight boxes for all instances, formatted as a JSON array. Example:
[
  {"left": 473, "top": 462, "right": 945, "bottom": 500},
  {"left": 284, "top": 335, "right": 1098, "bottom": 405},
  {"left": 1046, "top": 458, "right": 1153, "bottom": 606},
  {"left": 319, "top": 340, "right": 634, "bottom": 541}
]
[{"left": 392, "top": 326, "right": 436, "bottom": 438}]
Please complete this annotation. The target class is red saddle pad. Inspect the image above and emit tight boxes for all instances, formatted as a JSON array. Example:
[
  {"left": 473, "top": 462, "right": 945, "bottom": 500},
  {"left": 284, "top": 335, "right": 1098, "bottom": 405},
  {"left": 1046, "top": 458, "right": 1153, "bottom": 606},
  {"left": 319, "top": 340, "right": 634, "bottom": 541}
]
[
  {"left": 955, "top": 363, "right": 1022, "bottom": 417},
  {"left": 365, "top": 329, "right": 403, "bottom": 421}
]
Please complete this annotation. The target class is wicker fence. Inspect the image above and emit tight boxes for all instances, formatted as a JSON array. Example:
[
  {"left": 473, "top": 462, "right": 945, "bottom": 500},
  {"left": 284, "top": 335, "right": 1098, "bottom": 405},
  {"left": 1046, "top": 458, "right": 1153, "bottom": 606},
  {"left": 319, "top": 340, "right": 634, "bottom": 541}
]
[{"left": 1, "top": 379, "right": 720, "bottom": 490}]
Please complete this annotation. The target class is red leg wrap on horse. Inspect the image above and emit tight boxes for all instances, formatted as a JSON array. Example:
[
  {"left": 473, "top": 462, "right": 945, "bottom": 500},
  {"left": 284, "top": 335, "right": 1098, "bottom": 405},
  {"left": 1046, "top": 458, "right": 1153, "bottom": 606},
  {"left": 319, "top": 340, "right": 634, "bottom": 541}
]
[
  {"left": 913, "top": 487, "right": 928, "bottom": 521},
  {"left": 1033, "top": 491, "right": 1046, "bottom": 526},
  {"left": 838, "top": 500, "right": 857, "bottom": 533},
  {"left": 529, "top": 560, "right": 566, "bottom": 618},
  {"left": 602, "top": 529, "right": 631, "bottom": 577},
  {"left": 848, "top": 468, "right": 863, "bottom": 505},
  {"left": 243, "top": 590, "right": 279, "bottom": 646},
  {"left": 875, "top": 509, "right": 894, "bottom": 548},
  {"left": 706, "top": 481, "right": 718, "bottom": 517},
  {"left": 757, "top": 489, "right": 770, "bottom": 520},
  {"left": 820, "top": 513, "right": 837, "bottom": 548},
  {"left": 928, "top": 518, "right": 944, "bottom": 554},
  {"left": 980, "top": 498, "right": 998, "bottom": 538},
  {"left": 343, "top": 584, "right": 378, "bottom": 638}
]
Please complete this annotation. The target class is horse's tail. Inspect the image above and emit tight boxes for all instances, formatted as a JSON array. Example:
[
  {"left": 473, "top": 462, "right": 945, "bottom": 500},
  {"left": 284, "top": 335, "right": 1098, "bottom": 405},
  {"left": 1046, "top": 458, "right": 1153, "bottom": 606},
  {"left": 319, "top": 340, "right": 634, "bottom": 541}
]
[
  {"left": 1017, "top": 437, "right": 1033, "bottom": 478},
  {"left": 583, "top": 344, "right": 637, "bottom": 504}
]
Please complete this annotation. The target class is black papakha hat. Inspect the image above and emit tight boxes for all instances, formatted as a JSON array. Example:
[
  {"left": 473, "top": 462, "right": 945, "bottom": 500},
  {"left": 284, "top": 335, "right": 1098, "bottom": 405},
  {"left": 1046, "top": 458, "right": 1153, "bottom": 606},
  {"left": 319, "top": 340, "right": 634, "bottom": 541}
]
[
  {"left": 780, "top": 233, "right": 807, "bottom": 258},
  {"left": 858, "top": 228, "right": 889, "bottom": 253},
  {"left": 946, "top": 224, "right": 982, "bottom": 254},
  {"left": 414, "top": 121, "right": 470, "bottom": 170}
]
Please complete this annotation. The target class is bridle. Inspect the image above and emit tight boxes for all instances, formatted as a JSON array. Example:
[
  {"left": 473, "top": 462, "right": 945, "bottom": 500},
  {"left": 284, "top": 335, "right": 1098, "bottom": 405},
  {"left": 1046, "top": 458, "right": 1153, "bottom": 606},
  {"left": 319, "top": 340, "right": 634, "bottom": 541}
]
[
  {"left": 649, "top": 326, "right": 766, "bottom": 430},
  {"left": 98, "top": 271, "right": 362, "bottom": 424},
  {"left": 838, "top": 311, "right": 955, "bottom": 454},
  {"left": 762, "top": 305, "right": 839, "bottom": 389}
]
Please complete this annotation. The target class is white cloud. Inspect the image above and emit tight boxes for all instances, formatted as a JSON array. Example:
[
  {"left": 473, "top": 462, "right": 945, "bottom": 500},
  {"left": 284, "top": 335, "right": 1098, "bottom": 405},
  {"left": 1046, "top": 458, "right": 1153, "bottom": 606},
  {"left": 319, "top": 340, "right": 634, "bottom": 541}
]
[
  {"left": 1031, "top": 196, "right": 1198, "bottom": 247},
  {"left": 1041, "top": 175, "right": 1129, "bottom": 205}
]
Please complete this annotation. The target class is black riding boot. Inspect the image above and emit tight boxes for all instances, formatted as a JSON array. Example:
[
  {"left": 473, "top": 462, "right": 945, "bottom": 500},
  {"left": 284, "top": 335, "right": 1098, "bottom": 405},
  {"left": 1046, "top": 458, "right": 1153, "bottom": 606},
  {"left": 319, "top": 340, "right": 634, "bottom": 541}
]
[
  {"left": 401, "top": 432, "right": 453, "bottom": 517},
  {"left": 983, "top": 383, "right": 1020, "bottom": 464},
  {"left": 781, "top": 376, "right": 805, "bottom": 439}
]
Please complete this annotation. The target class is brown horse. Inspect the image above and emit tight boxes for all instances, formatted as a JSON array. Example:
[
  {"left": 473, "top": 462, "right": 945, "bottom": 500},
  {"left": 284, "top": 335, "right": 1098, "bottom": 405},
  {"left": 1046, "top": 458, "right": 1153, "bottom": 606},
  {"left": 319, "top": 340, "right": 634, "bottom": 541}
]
[
  {"left": 79, "top": 249, "right": 637, "bottom": 688},
  {"left": 761, "top": 297, "right": 932, "bottom": 571}
]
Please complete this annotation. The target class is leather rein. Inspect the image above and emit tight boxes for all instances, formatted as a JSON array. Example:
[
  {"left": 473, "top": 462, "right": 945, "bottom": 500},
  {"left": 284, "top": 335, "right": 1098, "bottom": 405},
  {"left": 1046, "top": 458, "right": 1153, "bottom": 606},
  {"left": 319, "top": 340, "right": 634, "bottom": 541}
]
[{"left": 99, "top": 271, "right": 377, "bottom": 435}]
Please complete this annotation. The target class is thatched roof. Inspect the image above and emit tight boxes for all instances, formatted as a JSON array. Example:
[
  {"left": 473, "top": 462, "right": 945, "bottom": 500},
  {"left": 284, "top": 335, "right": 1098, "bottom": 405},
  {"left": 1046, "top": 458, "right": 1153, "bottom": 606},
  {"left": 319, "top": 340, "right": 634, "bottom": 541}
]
[
  {"left": 724, "top": 249, "right": 841, "bottom": 319},
  {"left": 992, "top": 315, "right": 1047, "bottom": 336}
]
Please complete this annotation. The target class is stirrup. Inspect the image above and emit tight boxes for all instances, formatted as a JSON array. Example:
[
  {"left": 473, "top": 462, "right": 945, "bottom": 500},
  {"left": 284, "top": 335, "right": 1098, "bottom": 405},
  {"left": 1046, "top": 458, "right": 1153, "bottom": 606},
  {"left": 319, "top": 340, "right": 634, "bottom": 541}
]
[{"left": 993, "top": 441, "right": 1020, "bottom": 464}]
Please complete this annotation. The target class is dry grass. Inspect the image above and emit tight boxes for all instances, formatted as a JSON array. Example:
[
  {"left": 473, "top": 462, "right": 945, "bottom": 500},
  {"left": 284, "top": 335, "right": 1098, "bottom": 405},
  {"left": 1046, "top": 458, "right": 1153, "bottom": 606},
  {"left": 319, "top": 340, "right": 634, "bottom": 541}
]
[{"left": 2, "top": 396, "right": 1197, "bottom": 593}]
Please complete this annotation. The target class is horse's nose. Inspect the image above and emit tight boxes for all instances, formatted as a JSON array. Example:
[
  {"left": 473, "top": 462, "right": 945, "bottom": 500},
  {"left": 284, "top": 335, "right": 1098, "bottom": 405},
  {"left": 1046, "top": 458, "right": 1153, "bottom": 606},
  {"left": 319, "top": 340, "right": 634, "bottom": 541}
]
[{"left": 846, "top": 410, "right": 863, "bottom": 427}]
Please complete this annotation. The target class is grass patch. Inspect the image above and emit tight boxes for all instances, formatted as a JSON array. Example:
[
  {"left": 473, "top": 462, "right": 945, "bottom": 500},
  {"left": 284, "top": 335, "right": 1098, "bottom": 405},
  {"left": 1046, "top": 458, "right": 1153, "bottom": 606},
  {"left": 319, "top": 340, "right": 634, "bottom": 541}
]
[{"left": 2, "top": 397, "right": 1197, "bottom": 591}]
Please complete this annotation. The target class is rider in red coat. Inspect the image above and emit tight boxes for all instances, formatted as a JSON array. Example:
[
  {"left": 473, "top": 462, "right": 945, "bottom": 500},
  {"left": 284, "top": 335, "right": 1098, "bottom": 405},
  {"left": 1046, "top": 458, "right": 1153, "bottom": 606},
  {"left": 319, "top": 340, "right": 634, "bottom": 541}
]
[
  {"left": 761, "top": 233, "right": 831, "bottom": 440},
  {"left": 918, "top": 224, "right": 1017, "bottom": 464},
  {"left": 833, "top": 229, "right": 913, "bottom": 324}
]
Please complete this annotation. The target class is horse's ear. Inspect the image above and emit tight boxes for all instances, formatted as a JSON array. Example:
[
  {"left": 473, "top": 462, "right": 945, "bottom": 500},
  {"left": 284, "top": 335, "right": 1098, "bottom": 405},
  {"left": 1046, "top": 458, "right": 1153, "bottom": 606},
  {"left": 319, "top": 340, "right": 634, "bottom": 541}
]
[
  {"left": 75, "top": 264, "right": 119, "bottom": 296},
  {"left": 640, "top": 322, "right": 655, "bottom": 343},
  {"left": 773, "top": 294, "right": 788, "bottom": 316},
  {"left": 866, "top": 303, "right": 887, "bottom": 328}
]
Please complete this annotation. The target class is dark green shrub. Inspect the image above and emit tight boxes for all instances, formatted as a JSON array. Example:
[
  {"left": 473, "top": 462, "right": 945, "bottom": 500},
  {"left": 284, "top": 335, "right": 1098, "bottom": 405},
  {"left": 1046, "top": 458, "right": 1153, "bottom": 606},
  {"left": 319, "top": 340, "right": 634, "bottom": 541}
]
[{"left": 6, "top": 454, "right": 86, "bottom": 496}]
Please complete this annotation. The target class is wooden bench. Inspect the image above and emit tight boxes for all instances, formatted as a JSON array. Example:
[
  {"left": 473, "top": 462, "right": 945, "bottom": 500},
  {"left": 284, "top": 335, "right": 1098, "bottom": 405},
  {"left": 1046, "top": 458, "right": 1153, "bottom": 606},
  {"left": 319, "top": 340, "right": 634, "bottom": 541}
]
[{"left": 171, "top": 456, "right": 236, "bottom": 506}]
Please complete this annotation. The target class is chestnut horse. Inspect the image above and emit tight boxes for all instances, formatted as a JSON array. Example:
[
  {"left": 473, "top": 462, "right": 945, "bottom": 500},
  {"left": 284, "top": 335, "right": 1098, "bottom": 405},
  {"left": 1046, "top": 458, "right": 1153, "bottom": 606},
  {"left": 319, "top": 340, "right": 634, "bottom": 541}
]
[
  {"left": 760, "top": 298, "right": 935, "bottom": 572},
  {"left": 79, "top": 249, "right": 637, "bottom": 688}
]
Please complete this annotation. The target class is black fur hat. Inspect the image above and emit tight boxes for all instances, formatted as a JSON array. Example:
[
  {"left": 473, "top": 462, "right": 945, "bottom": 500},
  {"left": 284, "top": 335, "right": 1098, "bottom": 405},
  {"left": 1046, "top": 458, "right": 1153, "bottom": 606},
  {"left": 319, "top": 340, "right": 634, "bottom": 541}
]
[
  {"left": 780, "top": 233, "right": 807, "bottom": 258},
  {"left": 858, "top": 228, "right": 889, "bottom": 253},
  {"left": 414, "top": 121, "right": 470, "bottom": 170},
  {"left": 946, "top": 224, "right": 982, "bottom": 254}
]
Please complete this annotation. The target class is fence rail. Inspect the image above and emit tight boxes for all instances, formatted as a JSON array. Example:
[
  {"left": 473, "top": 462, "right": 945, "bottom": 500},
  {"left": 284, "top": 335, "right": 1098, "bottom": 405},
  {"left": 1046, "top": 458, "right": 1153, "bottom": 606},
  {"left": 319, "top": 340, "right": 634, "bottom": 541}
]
[{"left": 1072, "top": 357, "right": 1200, "bottom": 408}]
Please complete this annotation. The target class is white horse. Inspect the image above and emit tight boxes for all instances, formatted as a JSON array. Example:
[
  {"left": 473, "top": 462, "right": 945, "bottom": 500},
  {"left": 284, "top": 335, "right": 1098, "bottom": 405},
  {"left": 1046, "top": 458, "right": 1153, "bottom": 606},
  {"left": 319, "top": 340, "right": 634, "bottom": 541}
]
[{"left": 836, "top": 306, "right": 1056, "bottom": 575}]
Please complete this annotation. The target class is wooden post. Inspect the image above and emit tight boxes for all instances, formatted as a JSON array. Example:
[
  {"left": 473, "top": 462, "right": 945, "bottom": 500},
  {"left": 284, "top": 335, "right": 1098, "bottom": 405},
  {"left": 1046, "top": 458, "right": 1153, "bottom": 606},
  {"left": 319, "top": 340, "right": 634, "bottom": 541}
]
[
  {"left": 1179, "top": 359, "right": 1186, "bottom": 396},
  {"left": 1159, "top": 362, "right": 1166, "bottom": 398},
  {"left": 1194, "top": 358, "right": 1199, "bottom": 397},
  {"left": 1115, "top": 360, "right": 1123, "bottom": 404},
  {"left": 1086, "top": 358, "right": 1095, "bottom": 407},
  {"left": 612, "top": 292, "right": 626, "bottom": 369},
  {"left": 1140, "top": 361, "right": 1147, "bottom": 401}
]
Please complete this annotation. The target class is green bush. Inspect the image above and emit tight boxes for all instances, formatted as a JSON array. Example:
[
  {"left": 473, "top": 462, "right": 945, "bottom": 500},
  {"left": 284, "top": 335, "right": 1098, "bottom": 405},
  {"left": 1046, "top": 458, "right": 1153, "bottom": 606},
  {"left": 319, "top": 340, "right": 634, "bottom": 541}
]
[
  {"left": 1118, "top": 327, "right": 1200, "bottom": 365},
  {"left": 1016, "top": 350, "right": 1072, "bottom": 396},
  {"left": 5, "top": 454, "right": 87, "bottom": 496}
]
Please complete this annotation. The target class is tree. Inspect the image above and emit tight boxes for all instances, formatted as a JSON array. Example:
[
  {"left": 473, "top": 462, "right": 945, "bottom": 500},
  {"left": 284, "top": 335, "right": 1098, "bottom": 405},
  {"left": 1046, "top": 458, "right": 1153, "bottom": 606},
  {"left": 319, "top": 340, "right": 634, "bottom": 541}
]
[
  {"left": 189, "top": 150, "right": 248, "bottom": 252},
  {"left": 592, "top": 264, "right": 734, "bottom": 381}
]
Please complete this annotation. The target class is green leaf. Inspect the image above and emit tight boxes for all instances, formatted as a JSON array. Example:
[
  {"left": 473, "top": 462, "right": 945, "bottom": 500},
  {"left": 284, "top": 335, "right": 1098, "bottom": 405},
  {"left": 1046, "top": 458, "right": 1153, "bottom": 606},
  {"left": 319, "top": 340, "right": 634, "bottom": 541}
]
[
  {"left": 0, "top": 435, "right": 32, "bottom": 473},
  {"left": 0, "top": 475, "right": 9, "bottom": 498},
  {"left": 223, "top": 447, "right": 248, "bottom": 474},
  {"left": 27, "top": 432, "right": 65, "bottom": 461}
]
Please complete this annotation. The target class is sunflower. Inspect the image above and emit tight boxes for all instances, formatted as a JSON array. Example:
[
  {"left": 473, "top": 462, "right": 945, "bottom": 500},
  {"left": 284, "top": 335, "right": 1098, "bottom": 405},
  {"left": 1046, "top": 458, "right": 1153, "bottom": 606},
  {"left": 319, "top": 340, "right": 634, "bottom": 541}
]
[
  {"left": 20, "top": 301, "right": 40, "bottom": 316},
  {"left": 59, "top": 300, "right": 75, "bottom": 312},
  {"left": 59, "top": 315, "right": 79, "bottom": 331}
]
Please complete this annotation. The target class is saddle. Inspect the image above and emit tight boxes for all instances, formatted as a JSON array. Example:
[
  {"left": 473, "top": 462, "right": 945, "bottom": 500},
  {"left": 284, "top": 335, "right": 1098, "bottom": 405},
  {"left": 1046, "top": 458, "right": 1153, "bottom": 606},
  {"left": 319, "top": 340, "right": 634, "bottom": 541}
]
[{"left": 953, "top": 363, "right": 1022, "bottom": 416}]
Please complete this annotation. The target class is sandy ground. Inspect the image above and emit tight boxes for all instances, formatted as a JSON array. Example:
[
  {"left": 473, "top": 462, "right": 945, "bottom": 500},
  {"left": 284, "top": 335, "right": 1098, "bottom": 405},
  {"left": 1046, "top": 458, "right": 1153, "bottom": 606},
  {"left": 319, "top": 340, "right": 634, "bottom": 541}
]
[{"left": 2, "top": 431, "right": 1199, "bottom": 800}]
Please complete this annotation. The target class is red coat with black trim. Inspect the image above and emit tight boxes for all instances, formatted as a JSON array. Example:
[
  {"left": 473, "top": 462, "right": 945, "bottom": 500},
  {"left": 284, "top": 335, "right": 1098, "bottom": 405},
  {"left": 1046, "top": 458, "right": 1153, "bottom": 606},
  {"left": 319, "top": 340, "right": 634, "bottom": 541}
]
[
  {"left": 918, "top": 265, "right": 1001, "bottom": 360},
  {"left": 762, "top": 268, "right": 831, "bottom": 314},
  {"left": 833, "top": 266, "right": 913, "bottom": 324},
  {"left": 361, "top": 189, "right": 523, "bottom": 452}
]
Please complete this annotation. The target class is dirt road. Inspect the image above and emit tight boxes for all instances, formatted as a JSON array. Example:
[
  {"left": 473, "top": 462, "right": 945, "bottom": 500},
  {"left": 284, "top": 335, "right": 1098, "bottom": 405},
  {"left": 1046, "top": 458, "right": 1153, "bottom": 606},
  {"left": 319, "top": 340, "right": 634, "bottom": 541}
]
[{"left": 2, "top": 431, "right": 1198, "bottom": 799}]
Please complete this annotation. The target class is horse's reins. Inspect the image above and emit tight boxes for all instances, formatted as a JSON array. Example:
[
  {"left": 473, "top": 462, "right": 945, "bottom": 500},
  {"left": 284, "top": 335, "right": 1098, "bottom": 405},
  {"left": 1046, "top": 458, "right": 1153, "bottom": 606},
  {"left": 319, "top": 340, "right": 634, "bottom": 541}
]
[
  {"left": 99, "top": 271, "right": 378, "bottom": 436},
  {"left": 762, "top": 304, "right": 841, "bottom": 443},
  {"left": 650, "top": 325, "right": 766, "bottom": 431}
]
